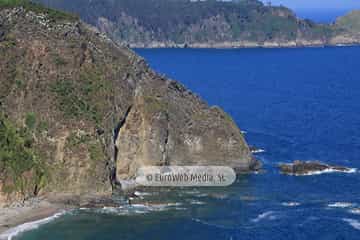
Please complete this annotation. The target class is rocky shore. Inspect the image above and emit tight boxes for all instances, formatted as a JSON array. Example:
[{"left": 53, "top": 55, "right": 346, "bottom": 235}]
[{"left": 125, "top": 39, "right": 360, "bottom": 49}]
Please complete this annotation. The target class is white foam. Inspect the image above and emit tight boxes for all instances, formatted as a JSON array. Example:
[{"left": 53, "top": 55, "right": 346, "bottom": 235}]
[
  {"left": 97, "top": 202, "right": 183, "bottom": 216},
  {"left": 0, "top": 211, "right": 65, "bottom": 240},
  {"left": 343, "top": 218, "right": 360, "bottom": 230},
  {"left": 251, "top": 211, "right": 277, "bottom": 223},
  {"left": 175, "top": 207, "right": 187, "bottom": 211},
  {"left": 328, "top": 202, "right": 355, "bottom": 208},
  {"left": 188, "top": 200, "right": 206, "bottom": 205},
  {"left": 165, "top": 202, "right": 182, "bottom": 207},
  {"left": 183, "top": 190, "right": 201, "bottom": 195},
  {"left": 282, "top": 202, "right": 300, "bottom": 207},
  {"left": 192, "top": 218, "right": 235, "bottom": 230},
  {"left": 134, "top": 191, "right": 152, "bottom": 197},
  {"left": 349, "top": 208, "right": 360, "bottom": 215},
  {"left": 251, "top": 149, "right": 265, "bottom": 154},
  {"left": 293, "top": 168, "right": 357, "bottom": 176},
  {"left": 196, "top": 193, "right": 209, "bottom": 197}
]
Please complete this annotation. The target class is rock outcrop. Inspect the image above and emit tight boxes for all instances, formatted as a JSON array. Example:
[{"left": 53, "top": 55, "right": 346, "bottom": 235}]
[
  {"left": 0, "top": 3, "right": 255, "bottom": 206},
  {"left": 279, "top": 161, "right": 354, "bottom": 176}
]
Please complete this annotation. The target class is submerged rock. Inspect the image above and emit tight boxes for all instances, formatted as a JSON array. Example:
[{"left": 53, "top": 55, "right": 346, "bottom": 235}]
[{"left": 279, "top": 161, "right": 354, "bottom": 175}]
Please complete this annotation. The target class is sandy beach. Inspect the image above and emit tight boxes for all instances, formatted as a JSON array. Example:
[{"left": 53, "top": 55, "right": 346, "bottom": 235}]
[
  {"left": 0, "top": 199, "right": 68, "bottom": 239},
  {"left": 0, "top": 193, "right": 116, "bottom": 239}
]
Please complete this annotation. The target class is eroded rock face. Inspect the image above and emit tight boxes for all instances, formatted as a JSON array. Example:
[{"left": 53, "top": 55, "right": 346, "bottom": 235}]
[
  {"left": 0, "top": 6, "right": 255, "bottom": 205},
  {"left": 279, "top": 161, "right": 353, "bottom": 175},
  {"left": 115, "top": 80, "right": 254, "bottom": 182}
]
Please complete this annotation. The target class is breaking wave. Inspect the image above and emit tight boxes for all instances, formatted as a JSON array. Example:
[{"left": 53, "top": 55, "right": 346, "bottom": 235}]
[
  {"left": 251, "top": 211, "right": 277, "bottom": 223},
  {"left": 281, "top": 202, "right": 300, "bottom": 207},
  {"left": 328, "top": 202, "right": 355, "bottom": 208},
  {"left": 294, "top": 168, "right": 357, "bottom": 176},
  {"left": 343, "top": 218, "right": 360, "bottom": 230},
  {"left": 0, "top": 211, "right": 66, "bottom": 240},
  {"left": 90, "top": 202, "right": 184, "bottom": 216}
]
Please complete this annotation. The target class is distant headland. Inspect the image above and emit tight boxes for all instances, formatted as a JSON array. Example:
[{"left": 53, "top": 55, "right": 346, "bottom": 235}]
[{"left": 33, "top": 0, "right": 360, "bottom": 48}]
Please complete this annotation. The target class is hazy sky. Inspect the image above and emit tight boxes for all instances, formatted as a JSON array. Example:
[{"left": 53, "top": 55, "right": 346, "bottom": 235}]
[{"left": 262, "top": 0, "right": 360, "bottom": 10}]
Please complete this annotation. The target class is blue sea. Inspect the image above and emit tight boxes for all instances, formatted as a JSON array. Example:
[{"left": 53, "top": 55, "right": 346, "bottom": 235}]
[{"left": 15, "top": 47, "right": 360, "bottom": 240}]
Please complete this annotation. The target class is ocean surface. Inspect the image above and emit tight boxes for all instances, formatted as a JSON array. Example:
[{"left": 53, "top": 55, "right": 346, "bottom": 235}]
[{"left": 15, "top": 47, "right": 360, "bottom": 240}]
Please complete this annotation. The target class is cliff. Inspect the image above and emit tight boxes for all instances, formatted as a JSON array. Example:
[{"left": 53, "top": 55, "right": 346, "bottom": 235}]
[
  {"left": 0, "top": 1, "right": 256, "bottom": 207},
  {"left": 33, "top": 0, "right": 360, "bottom": 48}
]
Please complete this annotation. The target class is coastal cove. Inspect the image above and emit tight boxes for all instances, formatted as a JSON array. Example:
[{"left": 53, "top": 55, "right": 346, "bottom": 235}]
[
  {"left": 1, "top": 1, "right": 360, "bottom": 239},
  {"left": 5, "top": 46, "right": 360, "bottom": 240}
]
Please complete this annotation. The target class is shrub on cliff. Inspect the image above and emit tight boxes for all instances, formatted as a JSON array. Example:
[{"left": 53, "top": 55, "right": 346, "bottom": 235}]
[{"left": 0, "top": 113, "right": 48, "bottom": 200}]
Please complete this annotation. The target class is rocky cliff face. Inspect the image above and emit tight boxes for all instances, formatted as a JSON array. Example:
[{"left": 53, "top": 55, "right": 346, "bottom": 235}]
[
  {"left": 33, "top": 0, "right": 360, "bottom": 48},
  {"left": 0, "top": 4, "right": 255, "bottom": 206}
]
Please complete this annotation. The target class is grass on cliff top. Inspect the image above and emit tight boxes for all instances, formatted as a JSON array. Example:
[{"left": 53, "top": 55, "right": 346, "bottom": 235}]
[{"left": 0, "top": 0, "right": 78, "bottom": 21}]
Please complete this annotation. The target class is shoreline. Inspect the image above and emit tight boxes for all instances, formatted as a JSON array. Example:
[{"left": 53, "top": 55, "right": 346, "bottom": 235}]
[
  {"left": 126, "top": 41, "right": 360, "bottom": 49},
  {"left": 0, "top": 193, "right": 116, "bottom": 239},
  {"left": 0, "top": 200, "right": 70, "bottom": 239}
]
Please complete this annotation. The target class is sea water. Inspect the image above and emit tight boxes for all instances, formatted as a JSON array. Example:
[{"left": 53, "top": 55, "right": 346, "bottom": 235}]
[{"left": 15, "top": 47, "right": 360, "bottom": 240}]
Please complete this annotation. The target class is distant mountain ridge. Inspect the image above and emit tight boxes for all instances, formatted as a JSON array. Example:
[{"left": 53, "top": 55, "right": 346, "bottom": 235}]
[{"left": 33, "top": 0, "right": 360, "bottom": 48}]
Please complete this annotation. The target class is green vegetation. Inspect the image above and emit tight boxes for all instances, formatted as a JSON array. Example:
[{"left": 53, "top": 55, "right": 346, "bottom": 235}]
[
  {"left": 193, "top": 112, "right": 208, "bottom": 122},
  {"left": 0, "top": 32, "right": 17, "bottom": 50},
  {"left": 65, "top": 131, "right": 91, "bottom": 148},
  {"left": 15, "top": 79, "right": 24, "bottom": 89},
  {"left": 64, "top": 131, "right": 104, "bottom": 168},
  {"left": 0, "top": 113, "right": 48, "bottom": 198},
  {"left": 0, "top": 0, "right": 78, "bottom": 22},
  {"left": 89, "top": 142, "right": 103, "bottom": 162},
  {"left": 33, "top": 0, "right": 333, "bottom": 44},
  {"left": 53, "top": 53, "right": 67, "bottom": 66},
  {"left": 144, "top": 95, "right": 168, "bottom": 113},
  {"left": 25, "top": 112, "right": 36, "bottom": 130},
  {"left": 335, "top": 10, "right": 360, "bottom": 33},
  {"left": 50, "top": 79, "right": 101, "bottom": 123},
  {"left": 212, "top": 106, "right": 236, "bottom": 125},
  {"left": 37, "top": 120, "right": 49, "bottom": 133},
  {"left": 50, "top": 65, "right": 112, "bottom": 124}
]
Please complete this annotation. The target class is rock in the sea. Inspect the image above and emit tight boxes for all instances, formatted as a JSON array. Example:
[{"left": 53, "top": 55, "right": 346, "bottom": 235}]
[{"left": 279, "top": 161, "right": 354, "bottom": 175}]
